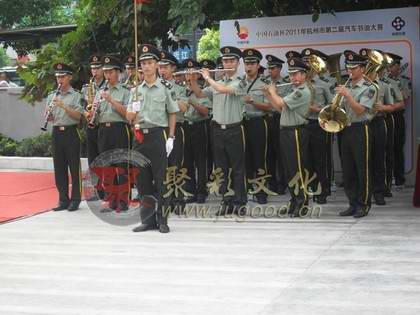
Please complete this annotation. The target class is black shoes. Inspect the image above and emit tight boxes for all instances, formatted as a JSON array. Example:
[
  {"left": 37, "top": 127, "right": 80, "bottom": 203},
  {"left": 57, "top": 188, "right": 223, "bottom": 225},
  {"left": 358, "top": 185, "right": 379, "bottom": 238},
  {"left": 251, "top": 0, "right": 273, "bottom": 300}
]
[
  {"left": 353, "top": 207, "right": 368, "bottom": 218},
  {"left": 256, "top": 195, "right": 267, "bottom": 205},
  {"left": 67, "top": 202, "right": 80, "bottom": 212},
  {"left": 374, "top": 194, "right": 386, "bottom": 206},
  {"left": 384, "top": 190, "right": 393, "bottom": 198},
  {"left": 185, "top": 196, "right": 197, "bottom": 204},
  {"left": 315, "top": 195, "right": 327, "bottom": 204},
  {"left": 339, "top": 206, "right": 356, "bottom": 216},
  {"left": 196, "top": 194, "right": 206, "bottom": 204},
  {"left": 132, "top": 224, "right": 157, "bottom": 232},
  {"left": 52, "top": 203, "right": 69, "bottom": 211}
]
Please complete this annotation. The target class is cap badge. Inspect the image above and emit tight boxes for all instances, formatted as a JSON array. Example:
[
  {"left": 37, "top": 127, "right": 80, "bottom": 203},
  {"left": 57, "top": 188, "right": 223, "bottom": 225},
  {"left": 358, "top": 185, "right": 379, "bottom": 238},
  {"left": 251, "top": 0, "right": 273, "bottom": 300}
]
[
  {"left": 305, "top": 50, "right": 311, "bottom": 55},
  {"left": 225, "top": 47, "right": 230, "bottom": 53},
  {"left": 188, "top": 61, "right": 193, "bottom": 67},
  {"left": 93, "top": 56, "right": 98, "bottom": 62},
  {"left": 267, "top": 56, "right": 272, "bottom": 61},
  {"left": 348, "top": 54, "right": 354, "bottom": 60},
  {"left": 290, "top": 59, "right": 295, "bottom": 66},
  {"left": 143, "top": 46, "right": 148, "bottom": 53},
  {"left": 57, "top": 64, "right": 63, "bottom": 70}
]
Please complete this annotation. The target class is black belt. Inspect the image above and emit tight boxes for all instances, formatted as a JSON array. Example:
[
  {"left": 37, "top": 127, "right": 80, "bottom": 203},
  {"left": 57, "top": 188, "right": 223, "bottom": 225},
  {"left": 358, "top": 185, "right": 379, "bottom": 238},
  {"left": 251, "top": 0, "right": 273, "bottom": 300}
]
[
  {"left": 176, "top": 122, "right": 184, "bottom": 127},
  {"left": 347, "top": 121, "right": 369, "bottom": 127},
  {"left": 99, "top": 122, "right": 127, "bottom": 127},
  {"left": 243, "top": 115, "right": 265, "bottom": 121},
  {"left": 138, "top": 126, "right": 165, "bottom": 134},
  {"left": 370, "top": 115, "right": 385, "bottom": 123},
  {"left": 307, "top": 119, "right": 319, "bottom": 124},
  {"left": 280, "top": 124, "right": 306, "bottom": 130},
  {"left": 53, "top": 125, "right": 77, "bottom": 131},
  {"left": 212, "top": 121, "right": 242, "bottom": 130},
  {"left": 185, "top": 120, "right": 206, "bottom": 126}
]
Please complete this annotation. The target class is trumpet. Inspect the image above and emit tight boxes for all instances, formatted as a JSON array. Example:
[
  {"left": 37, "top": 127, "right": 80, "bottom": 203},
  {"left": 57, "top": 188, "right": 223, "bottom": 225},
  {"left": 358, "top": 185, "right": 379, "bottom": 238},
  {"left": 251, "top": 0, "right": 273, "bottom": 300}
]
[
  {"left": 173, "top": 68, "right": 235, "bottom": 76},
  {"left": 41, "top": 84, "right": 62, "bottom": 131},
  {"left": 88, "top": 80, "right": 108, "bottom": 128}
]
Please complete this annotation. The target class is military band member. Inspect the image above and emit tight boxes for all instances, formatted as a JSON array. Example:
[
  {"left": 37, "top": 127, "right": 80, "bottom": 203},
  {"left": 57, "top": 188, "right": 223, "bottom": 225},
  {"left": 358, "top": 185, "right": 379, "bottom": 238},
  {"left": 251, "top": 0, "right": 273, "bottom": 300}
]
[
  {"left": 263, "top": 58, "right": 311, "bottom": 217},
  {"left": 199, "top": 59, "right": 216, "bottom": 180},
  {"left": 158, "top": 50, "right": 188, "bottom": 210},
  {"left": 123, "top": 56, "right": 136, "bottom": 89},
  {"left": 183, "top": 59, "right": 212, "bottom": 204},
  {"left": 81, "top": 54, "right": 106, "bottom": 166},
  {"left": 128, "top": 44, "right": 179, "bottom": 233},
  {"left": 360, "top": 48, "right": 394, "bottom": 206},
  {"left": 386, "top": 52, "right": 412, "bottom": 187},
  {"left": 302, "top": 48, "right": 334, "bottom": 204},
  {"left": 97, "top": 55, "right": 131, "bottom": 211},
  {"left": 190, "top": 46, "right": 247, "bottom": 214},
  {"left": 242, "top": 48, "right": 272, "bottom": 204},
  {"left": 337, "top": 50, "right": 376, "bottom": 218},
  {"left": 265, "top": 54, "right": 289, "bottom": 195},
  {"left": 49, "top": 63, "right": 83, "bottom": 211}
]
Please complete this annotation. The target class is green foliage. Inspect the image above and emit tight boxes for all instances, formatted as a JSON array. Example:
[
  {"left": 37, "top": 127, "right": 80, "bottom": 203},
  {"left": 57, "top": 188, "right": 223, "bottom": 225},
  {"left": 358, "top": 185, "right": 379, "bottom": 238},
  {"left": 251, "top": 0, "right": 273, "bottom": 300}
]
[
  {"left": 0, "top": 134, "right": 19, "bottom": 156},
  {"left": 15, "top": 133, "right": 53, "bottom": 157},
  {"left": 168, "top": 0, "right": 206, "bottom": 34},
  {"left": 197, "top": 28, "right": 220, "bottom": 61},
  {"left": 0, "top": 47, "right": 10, "bottom": 67},
  {"left": 18, "top": 43, "right": 67, "bottom": 104}
]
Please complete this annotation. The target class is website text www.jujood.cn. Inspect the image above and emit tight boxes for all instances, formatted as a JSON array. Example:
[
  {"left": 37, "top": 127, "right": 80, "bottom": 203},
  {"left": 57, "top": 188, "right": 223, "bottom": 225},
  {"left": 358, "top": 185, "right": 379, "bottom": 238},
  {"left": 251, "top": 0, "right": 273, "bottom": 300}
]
[{"left": 161, "top": 204, "right": 323, "bottom": 222}]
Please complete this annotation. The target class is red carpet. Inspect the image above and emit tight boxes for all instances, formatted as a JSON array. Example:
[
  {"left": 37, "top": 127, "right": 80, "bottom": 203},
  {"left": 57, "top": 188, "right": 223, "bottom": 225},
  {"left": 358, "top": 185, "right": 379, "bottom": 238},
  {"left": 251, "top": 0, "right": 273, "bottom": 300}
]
[{"left": 0, "top": 172, "right": 57, "bottom": 223}]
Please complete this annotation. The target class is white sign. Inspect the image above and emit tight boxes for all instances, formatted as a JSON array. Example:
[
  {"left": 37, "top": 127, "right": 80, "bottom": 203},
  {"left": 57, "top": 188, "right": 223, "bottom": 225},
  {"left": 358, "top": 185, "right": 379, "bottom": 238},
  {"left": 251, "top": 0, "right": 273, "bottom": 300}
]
[{"left": 221, "top": 7, "right": 419, "bottom": 175}]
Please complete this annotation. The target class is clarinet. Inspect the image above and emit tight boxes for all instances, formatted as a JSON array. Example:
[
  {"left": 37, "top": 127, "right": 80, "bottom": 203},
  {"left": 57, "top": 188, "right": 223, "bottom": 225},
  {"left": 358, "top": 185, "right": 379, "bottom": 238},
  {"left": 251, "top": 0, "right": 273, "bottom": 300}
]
[
  {"left": 41, "top": 84, "right": 62, "bottom": 131},
  {"left": 88, "top": 80, "right": 108, "bottom": 128}
]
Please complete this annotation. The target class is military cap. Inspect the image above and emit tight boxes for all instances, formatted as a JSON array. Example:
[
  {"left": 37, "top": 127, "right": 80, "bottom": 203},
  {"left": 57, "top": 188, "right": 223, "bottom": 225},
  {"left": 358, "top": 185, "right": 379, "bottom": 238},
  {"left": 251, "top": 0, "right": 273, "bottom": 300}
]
[
  {"left": 53, "top": 63, "right": 73, "bottom": 76},
  {"left": 242, "top": 48, "right": 263, "bottom": 63},
  {"left": 158, "top": 50, "right": 178, "bottom": 66},
  {"left": 344, "top": 50, "right": 367, "bottom": 68},
  {"left": 216, "top": 56, "right": 223, "bottom": 69},
  {"left": 182, "top": 58, "right": 200, "bottom": 69},
  {"left": 124, "top": 56, "right": 136, "bottom": 68},
  {"left": 89, "top": 54, "right": 103, "bottom": 69},
  {"left": 286, "top": 50, "right": 302, "bottom": 60},
  {"left": 139, "top": 44, "right": 160, "bottom": 61},
  {"left": 200, "top": 59, "right": 216, "bottom": 70},
  {"left": 287, "top": 58, "right": 310, "bottom": 73},
  {"left": 385, "top": 52, "right": 402, "bottom": 65},
  {"left": 265, "top": 54, "right": 285, "bottom": 68},
  {"left": 315, "top": 49, "right": 328, "bottom": 61},
  {"left": 220, "top": 46, "right": 242, "bottom": 59},
  {"left": 102, "top": 55, "right": 123, "bottom": 71}
]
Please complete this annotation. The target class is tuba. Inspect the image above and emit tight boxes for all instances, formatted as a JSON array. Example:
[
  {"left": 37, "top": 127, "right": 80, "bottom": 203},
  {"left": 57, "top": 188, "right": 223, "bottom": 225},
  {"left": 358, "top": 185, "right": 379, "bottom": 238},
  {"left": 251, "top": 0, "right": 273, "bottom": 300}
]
[{"left": 318, "top": 53, "right": 349, "bottom": 133}]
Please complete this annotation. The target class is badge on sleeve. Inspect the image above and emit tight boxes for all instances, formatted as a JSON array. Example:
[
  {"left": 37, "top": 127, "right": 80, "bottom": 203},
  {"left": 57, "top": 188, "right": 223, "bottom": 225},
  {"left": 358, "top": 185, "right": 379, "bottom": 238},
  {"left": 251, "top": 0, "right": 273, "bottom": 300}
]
[
  {"left": 367, "top": 88, "right": 375, "bottom": 99},
  {"left": 171, "top": 91, "right": 177, "bottom": 101},
  {"left": 293, "top": 91, "right": 302, "bottom": 100},
  {"left": 239, "top": 78, "right": 247, "bottom": 89}
]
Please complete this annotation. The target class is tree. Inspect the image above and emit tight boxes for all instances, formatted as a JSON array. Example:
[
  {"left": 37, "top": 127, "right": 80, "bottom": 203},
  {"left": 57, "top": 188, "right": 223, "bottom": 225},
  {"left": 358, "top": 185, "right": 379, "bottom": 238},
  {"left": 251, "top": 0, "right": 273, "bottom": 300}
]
[
  {"left": 0, "top": 47, "right": 10, "bottom": 67},
  {"left": 197, "top": 28, "right": 220, "bottom": 61}
]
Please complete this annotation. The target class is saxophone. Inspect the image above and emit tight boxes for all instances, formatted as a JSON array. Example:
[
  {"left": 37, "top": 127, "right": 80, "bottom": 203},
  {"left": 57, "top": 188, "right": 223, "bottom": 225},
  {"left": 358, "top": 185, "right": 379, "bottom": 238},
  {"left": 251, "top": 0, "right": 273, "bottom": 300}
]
[{"left": 85, "top": 77, "right": 95, "bottom": 113}]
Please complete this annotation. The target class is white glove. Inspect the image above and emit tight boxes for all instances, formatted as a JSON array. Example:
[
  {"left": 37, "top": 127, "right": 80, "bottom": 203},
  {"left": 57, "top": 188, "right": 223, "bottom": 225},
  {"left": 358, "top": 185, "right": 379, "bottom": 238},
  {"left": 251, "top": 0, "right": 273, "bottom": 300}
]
[{"left": 166, "top": 137, "right": 174, "bottom": 157}]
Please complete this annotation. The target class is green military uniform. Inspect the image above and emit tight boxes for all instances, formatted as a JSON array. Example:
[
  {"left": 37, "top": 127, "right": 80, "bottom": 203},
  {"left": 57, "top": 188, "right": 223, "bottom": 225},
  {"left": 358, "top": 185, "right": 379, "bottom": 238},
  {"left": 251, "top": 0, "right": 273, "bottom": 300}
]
[
  {"left": 279, "top": 64, "right": 311, "bottom": 216},
  {"left": 264, "top": 54, "right": 290, "bottom": 195},
  {"left": 81, "top": 59, "right": 106, "bottom": 166},
  {"left": 368, "top": 75, "right": 394, "bottom": 204},
  {"left": 385, "top": 52, "right": 411, "bottom": 186},
  {"left": 203, "top": 46, "right": 247, "bottom": 211},
  {"left": 339, "top": 50, "right": 377, "bottom": 218},
  {"left": 381, "top": 76, "right": 399, "bottom": 196},
  {"left": 183, "top": 73, "right": 212, "bottom": 202},
  {"left": 306, "top": 73, "right": 334, "bottom": 203},
  {"left": 48, "top": 63, "right": 84, "bottom": 211},
  {"left": 96, "top": 55, "right": 131, "bottom": 211},
  {"left": 241, "top": 48, "right": 270, "bottom": 204},
  {"left": 130, "top": 44, "right": 180, "bottom": 233}
]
